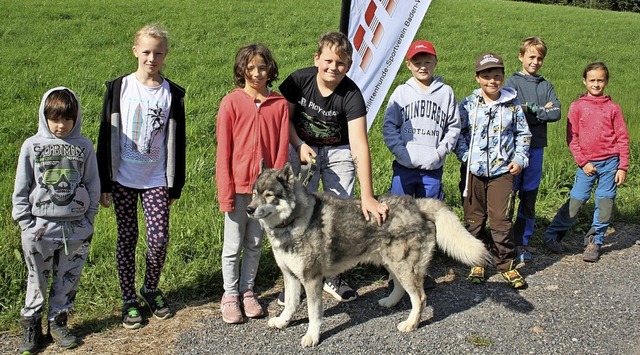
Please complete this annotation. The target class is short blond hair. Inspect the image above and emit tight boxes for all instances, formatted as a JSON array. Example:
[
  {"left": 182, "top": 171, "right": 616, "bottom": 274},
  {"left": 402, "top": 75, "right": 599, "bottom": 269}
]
[
  {"left": 519, "top": 36, "right": 547, "bottom": 57},
  {"left": 134, "top": 24, "right": 169, "bottom": 49}
]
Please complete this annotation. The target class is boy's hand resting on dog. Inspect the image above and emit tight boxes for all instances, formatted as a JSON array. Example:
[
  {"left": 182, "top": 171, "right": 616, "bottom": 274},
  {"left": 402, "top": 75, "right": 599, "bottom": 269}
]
[{"left": 361, "top": 195, "right": 389, "bottom": 225}]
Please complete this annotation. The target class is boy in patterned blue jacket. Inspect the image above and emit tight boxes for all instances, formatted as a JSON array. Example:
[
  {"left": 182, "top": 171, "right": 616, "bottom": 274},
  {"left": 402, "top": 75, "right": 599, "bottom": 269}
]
[{"left": 455, "top": 53, "right": 531, "bottom": 289}]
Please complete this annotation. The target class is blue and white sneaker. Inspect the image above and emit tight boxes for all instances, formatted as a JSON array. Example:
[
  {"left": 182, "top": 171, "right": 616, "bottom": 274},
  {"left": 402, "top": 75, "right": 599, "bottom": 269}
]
[{"left": 516, "top": 246, "right": 532, "bottom": 263}]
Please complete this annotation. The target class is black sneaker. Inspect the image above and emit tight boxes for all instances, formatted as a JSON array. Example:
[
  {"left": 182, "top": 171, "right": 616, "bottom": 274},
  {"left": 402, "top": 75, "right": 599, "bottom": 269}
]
[
  {"left": 277, "top": 290, "right": 305, "bottom": 306},
  {"left": 423, "top": 274, "right": 437, "bottom": 290},
  {"left": 543, "top": 238, "right": 563, "bottom": 254},
  {"left": 323, "top": 275, "right": 357, "bottom": 302},
  {"left": 121, "top": 301, "right": 143, "bottom": 329},
  {"left": 19, "top": 317, "right": 42, "bottom": 355},
  {"left": 138, "top": 287, "right": 173, "bottom": 320},
  {"left": 48, "top": 313, "right": 78, "bottom": 350}
]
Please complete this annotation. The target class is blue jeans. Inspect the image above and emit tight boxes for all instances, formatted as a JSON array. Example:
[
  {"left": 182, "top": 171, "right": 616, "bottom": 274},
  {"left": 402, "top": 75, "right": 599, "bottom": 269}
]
[
  {"left": 389, "top": 161, "right": 444, "bottom": 199},
  {"left": 545, "top": 157, "right": 618, "bottom": 245}
]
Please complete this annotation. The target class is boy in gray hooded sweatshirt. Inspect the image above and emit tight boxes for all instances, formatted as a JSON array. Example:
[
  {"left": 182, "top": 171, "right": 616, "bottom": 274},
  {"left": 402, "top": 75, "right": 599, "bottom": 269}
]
[
  {"left": 383, "top": 40, "right": 461, "bottom": 200},
  {"left": 12, "top": 87, "right": 100, "bottom": 353}
]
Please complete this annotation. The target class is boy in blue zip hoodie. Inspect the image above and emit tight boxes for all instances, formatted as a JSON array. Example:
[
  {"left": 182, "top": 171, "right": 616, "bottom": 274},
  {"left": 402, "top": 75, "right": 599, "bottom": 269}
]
[
  {"left": 383, "top": 40, "right": 460, "bottom": 289},
  {"left": 12, "top": 87, "right": 100, "bottom": 353},
  {"left": 454, "top": 53, "right": 531, "bottom": 289},
  {"left": 505, "top": 37, "right": 561, "bottom": 263}
]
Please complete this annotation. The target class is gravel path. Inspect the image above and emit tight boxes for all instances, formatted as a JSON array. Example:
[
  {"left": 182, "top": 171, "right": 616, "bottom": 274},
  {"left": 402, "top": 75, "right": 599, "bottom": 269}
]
[
  {"left": 176, "top": 224, "right": 640, "bottom": 355},
  {"left": 2, "top": 224, "right": 638, "bottom": 354}
]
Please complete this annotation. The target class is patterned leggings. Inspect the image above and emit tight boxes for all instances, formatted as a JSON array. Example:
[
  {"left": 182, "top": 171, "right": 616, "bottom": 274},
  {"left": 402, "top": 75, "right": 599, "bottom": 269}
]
[{"left": 112, "top": 183, "right": 170, "bottom": 301}]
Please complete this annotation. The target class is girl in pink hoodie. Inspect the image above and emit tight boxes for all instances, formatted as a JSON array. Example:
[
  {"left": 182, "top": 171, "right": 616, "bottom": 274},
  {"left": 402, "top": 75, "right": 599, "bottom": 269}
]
[
  {"left": 543, "top": 62, "right": 629, "bottom": 262},
  {"left": 215, "top": 44, "right": 289, "bottom": 323}
]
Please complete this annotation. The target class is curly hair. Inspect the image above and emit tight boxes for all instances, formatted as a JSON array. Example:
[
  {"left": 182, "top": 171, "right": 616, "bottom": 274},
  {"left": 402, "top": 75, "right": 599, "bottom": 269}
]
[{"left": 233, "top": 44, "right": 279, "bottom": 88}]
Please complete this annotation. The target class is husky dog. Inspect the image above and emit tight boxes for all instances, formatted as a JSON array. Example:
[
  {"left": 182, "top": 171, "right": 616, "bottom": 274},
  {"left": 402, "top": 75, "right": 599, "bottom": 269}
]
[{"left": 247, "top": 163, "right": 490, "bottom": 347}]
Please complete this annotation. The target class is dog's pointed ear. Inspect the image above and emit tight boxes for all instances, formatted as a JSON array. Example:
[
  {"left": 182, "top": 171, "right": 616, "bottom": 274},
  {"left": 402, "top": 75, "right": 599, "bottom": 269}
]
[
  {"left": 259, "top": 159, "right": 265, "bottom": 174},
  {"left": 281, "top": 162, "right": 295, "bottom": 185}
]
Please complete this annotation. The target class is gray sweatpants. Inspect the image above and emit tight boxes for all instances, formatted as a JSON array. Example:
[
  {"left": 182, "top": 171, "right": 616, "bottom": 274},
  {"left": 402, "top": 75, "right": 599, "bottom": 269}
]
[
  {"left": 20, "top": 216, "right": 93, "bottom": 320},
  {"left": 289, "top": 144, "right": 356, "bottom": 198},
  {"left": 221, "top": 194, "right": 264, "bottom": 297}
]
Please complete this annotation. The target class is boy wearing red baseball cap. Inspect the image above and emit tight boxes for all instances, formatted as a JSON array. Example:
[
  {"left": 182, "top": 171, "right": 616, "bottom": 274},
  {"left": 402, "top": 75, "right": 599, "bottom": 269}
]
[
  {"left": 383, "top": 40, "right": 460, "bottom": 201},
  {"left": 382, "top": 40, "right": 461, "bottom": 289}
]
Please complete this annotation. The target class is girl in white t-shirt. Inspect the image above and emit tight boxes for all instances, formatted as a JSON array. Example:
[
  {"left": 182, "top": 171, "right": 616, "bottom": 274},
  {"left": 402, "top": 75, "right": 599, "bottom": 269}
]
[{"left": 96, "top": 24, "right": 186, "bottom": 330}]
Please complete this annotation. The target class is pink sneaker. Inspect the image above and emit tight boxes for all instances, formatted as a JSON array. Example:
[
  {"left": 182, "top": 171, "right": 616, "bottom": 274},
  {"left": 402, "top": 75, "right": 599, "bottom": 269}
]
[
  {"left": 220, "top": 295, "right": 243, "bottom": 324},
  {"left": 242, "top": 290, "right": 264, "bottom": 318}
]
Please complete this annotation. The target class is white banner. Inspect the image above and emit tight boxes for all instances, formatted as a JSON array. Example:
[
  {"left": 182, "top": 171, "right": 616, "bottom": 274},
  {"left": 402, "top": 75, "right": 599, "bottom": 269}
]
[{"left": 347, "top": 0, "right": 431, "bottom": 131}]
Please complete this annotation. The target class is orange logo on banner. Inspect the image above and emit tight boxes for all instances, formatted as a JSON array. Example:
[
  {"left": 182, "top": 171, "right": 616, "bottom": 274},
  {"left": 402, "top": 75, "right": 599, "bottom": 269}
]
[{"left": 352, "top": 0, "right": 397, "bottom": 72}]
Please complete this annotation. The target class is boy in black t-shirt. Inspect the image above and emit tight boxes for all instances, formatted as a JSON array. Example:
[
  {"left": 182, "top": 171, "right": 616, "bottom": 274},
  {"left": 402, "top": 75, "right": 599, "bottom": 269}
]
[{"left": 279, "top": 31, "right": 389, "bottom": 302}]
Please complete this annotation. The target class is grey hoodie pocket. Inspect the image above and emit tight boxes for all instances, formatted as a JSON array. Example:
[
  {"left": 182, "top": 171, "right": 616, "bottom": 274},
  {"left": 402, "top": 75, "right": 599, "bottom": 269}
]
[
  {"left": 406, "top": 141, "right": 443, "bottom": 170},
  {"left": 19, "top": 218, "right": 36, "bottom": 232}
]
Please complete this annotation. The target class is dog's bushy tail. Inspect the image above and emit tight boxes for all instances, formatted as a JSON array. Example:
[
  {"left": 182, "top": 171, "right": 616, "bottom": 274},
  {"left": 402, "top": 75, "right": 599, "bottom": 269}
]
[{"left": 416, "top": 199, "right": 491, "bottom": 267}]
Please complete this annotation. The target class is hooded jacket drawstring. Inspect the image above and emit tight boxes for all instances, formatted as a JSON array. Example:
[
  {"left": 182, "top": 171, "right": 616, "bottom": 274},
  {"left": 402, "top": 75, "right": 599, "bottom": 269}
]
[
  {"left": 462, "top": 97, "right": 480, "bottom": 198},
  {"left": 497, "top": 108, "right": 504, "bottom": 160},
  {"left": 61, "top": 221, "right": 71, "bottom": 255}
]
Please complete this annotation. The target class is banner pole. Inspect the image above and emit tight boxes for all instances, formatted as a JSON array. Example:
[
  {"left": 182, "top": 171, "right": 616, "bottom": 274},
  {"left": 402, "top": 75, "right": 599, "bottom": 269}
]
[{"left": 339, "top": 0, "right": 352, "bottom": 34}]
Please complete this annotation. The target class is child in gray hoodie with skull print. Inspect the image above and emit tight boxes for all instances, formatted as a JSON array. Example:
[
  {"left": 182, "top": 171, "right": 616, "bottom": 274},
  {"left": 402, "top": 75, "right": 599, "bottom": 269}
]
[{"left": 12, "top": 87, "right": 100, "bottom": 353}]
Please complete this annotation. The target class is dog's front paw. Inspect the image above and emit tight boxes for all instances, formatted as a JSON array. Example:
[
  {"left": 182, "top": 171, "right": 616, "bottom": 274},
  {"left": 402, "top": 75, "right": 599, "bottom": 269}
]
[
  {"left": 378, "top": 297, "right": 394, "bottom": 308},
  {"left": 397, "top": 320, "right": 418, "bottom": 332},
  {"left": 268, "top": 316, "right": 289, "bottom": 329},
  {"left": 300, "top": 333, "right": 320, "bottom": 347}
]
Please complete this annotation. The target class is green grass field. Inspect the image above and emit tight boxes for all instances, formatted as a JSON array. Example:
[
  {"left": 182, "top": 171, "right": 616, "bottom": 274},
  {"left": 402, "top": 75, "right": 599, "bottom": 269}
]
[{"left": 0, "top": 0, "right": 638, "bottom": 332}]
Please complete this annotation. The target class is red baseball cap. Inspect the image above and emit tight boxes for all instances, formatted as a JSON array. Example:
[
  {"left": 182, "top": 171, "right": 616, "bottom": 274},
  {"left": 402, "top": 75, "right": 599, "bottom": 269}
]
[{"left": 406, "top": 40, "right": 437, "bottom": 60}]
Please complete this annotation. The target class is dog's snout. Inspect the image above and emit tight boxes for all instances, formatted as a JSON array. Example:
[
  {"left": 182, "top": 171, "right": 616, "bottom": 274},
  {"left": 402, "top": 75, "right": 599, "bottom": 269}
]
[{"left": 246, "top": 205, "right": 256, "bottom": 215}]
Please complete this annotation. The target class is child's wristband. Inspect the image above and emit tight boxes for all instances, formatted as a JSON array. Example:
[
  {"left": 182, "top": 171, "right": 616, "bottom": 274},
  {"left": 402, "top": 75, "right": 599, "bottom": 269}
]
[{"left": 296, "top": 140, "right": 306, "bottom": 152}]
